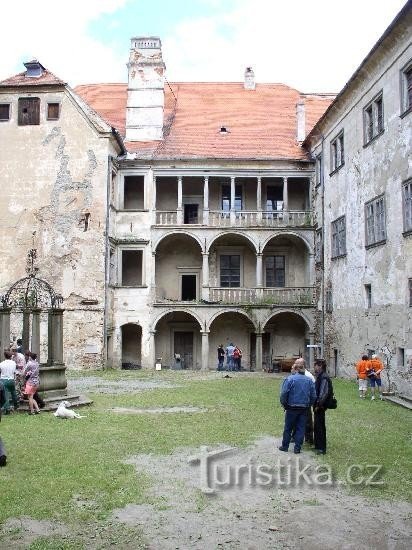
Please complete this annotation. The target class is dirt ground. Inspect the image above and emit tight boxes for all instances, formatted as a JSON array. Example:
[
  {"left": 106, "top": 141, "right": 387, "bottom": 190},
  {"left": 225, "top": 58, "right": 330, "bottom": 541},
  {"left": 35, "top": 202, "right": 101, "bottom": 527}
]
[{"left": 114, "top": 436, "right": 412, "bottom": 550}]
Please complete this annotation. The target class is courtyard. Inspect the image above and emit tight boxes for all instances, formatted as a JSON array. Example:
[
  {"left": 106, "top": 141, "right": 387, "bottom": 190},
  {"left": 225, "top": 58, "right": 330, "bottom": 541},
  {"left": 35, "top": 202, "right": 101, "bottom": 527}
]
[{"left": 0, "top": 370, "right": 411, "bottom": 549}]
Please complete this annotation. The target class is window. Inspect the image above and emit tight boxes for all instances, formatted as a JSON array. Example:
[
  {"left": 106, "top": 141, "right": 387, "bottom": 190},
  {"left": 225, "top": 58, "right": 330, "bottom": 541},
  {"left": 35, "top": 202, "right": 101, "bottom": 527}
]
[
  {"left": 315, "top": 229, "right": 323, "bottom": 264},
  {"left": 331, "top": 216, "right": 346, "bottom": 258},
  {"left": 47, "top": 102, "right": 60, "bottom": 120},
  {"left": 398, "top": 347, "right": 405, "bottom": 367},
  {"left": 18, "top": 97, "right": 40, "bottom": 125},
  {"left": 222, "top": 184, "right": 242, "bottom": 212},
  {"left": 325, "top": 289, "right": 333, "bottom": 312},
  {"left": 121, "top": 250, "right": 143, "bottom": 286},
  {"left": 401, "top": 60, "right": 412, "bottom": 115},
  {"left": 330, "top": 131, "right": 344, "bottom": 173},
  {"left": 365, "top": 284, "right": 372, "bottom": 309},
  {"left": 403, "top": 179, "right": 412, "bottom": 234},
  {"left": 266, "top": 185, "right": 283, "bottom": 212},
  {"left": 265, "top": 256, "right": 285, "bottom": 287},
  {"left": 0, "top": 104, "right": 10, "bottom": 121},
  {"left": 315, "top": 154, "right": 322, "bottom": 187},
  {"left": 365, "top": 195, "right": 386, "bottom": 247},
  {"left": 220, "top": 255, "right": 240, "bottom": 287},
  {"left": 364, "top": 93, "right": 384, "bottom": 144},
  {"left": 123, "top": 176, "right": 145, "bottom": 209}
]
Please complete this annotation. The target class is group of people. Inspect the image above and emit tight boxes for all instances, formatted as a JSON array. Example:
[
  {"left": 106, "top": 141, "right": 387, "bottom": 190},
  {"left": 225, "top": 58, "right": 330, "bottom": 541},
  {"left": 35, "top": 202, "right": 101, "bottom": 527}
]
[
  {"left": 0, "top": 341, "right": 42, "bottom": 467},
  {"left": 279, "top": 357, "right": 333, "bottom": 455},
  {"left": 217, "top": 343, "right": 243, "bottom": 371},
  {"left": 355, "top": 354, "right": 385, "bottom": 400}
]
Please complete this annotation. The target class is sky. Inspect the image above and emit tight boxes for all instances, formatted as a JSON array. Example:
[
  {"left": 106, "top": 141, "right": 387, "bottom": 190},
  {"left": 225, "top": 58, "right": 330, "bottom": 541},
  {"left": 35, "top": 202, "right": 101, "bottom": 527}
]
[{"left": 0, "top": 0, "right": 407, "bottom": 93}]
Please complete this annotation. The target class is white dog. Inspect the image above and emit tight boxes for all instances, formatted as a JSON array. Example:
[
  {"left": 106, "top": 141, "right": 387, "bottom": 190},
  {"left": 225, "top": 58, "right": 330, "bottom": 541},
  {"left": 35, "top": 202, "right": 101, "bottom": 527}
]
[{"left": 54, "top": 400, "right": 86, "bottom": 419}]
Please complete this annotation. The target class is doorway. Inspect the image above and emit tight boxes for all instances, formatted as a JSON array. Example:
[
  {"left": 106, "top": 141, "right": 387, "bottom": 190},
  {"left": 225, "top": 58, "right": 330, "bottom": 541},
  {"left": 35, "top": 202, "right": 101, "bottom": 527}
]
[
  {"left": 181, "top": 274, "right": 197, "bottom": 301},
  {"left": 121, "top": 324, "right": 142, "bottom": 368},
  {"left": 174, "top": 331, "right": 194, "bottom": 368},
  {"left": 184, "top": 204, "right": 199, "bottom": 224}
]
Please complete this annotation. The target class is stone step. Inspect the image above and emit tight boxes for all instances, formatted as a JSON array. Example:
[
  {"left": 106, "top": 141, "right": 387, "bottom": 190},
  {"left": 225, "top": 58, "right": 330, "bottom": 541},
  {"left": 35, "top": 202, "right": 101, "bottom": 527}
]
[
  {"left": 398, "top": 394, "right": 412, "bottom": 404},
  {"left": 18, "top": 395, "right": 93, "bottom": 412},
  {"left": 383, "top": 395, "right": 412, "bottom": 411}
]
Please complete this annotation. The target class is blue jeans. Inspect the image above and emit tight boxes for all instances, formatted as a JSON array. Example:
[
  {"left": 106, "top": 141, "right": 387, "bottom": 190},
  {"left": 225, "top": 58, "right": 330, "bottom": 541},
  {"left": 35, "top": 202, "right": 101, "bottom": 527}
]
[
  {"left": 1, "top": 379, "right": 18, "bottom": 412},
  {"left": 217, "top": 358, "right": 224, "bottom": 371},
  {"left": 282, "top": 408, "right": 309, "bottom": 451}
]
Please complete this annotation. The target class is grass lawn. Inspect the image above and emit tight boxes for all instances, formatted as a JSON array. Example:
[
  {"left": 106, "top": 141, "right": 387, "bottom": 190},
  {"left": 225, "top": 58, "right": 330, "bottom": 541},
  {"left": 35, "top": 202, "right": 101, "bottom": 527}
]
[{"left": 0, "top": 370, "right": 411, "bottom": 547}]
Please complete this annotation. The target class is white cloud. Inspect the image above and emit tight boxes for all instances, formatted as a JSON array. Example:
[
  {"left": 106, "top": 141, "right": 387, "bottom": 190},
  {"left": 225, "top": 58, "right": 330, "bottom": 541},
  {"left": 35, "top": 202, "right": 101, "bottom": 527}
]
[
  {"left": 0, "top": 0, "right": 129, "bottom": 85},
  {"left": 162, "top": 0, "right": 407, "bottom": 92}
]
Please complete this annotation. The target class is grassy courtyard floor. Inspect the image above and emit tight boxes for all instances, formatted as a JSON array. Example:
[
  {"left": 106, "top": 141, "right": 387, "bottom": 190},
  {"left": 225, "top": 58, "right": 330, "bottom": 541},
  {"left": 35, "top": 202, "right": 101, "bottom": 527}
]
[{"left": 0, "top": 370, "right": 411, "bottom": 548}]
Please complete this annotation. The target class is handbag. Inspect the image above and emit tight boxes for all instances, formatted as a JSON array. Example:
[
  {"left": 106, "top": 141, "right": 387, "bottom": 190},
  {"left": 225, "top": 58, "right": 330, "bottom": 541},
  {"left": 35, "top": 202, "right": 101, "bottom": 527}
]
[{"left": 327, "top": 396, "right": 338, "bottom": 409}]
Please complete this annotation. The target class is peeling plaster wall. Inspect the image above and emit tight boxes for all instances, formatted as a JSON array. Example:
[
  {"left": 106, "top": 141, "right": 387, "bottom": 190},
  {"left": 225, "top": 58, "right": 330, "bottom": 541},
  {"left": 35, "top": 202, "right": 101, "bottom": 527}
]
[
  {"left": 310, "top": 22, "right": 412, "bottom": 395},
  {"left": 0, "top": 88, "right": 117, "bottom": 369}
]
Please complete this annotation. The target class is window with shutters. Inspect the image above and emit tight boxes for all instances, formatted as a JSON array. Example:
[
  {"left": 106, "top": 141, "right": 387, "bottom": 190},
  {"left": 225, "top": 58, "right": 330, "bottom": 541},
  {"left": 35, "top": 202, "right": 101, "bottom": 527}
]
[
  {"left": 18, "top": 97, "right": 40, "bottom": 125},
  {"left": 401, "top": 60, "right": 412, "bottom": 116},
  {"left": 265, "top": 256, "right": 285, "bottom": 287},
  {"left": 331, "top": 216, "right": 346, "bottom": 258},
  {"left": 363, "top": 92, "right": 384, "bottom": 145},
  {"left": 0, "top": 104, "right": 10, "bottom": 121},
  {"left": 402, "top": 179, "right": 412, "bottom": 234},
  {"left": 47, "top": 102, "right": 60, "bottom": 120},
  {"left": 365, "top": 195, "right": 386, "bottom": 247},
  {"left": 330, "top": 131, "right": 344, "bottom": 174}
]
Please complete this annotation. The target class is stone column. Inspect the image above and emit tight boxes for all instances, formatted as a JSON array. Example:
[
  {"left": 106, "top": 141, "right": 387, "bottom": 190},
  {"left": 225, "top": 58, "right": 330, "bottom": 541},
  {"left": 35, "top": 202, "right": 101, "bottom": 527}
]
[
  {"left": 257, "top": 176, "right": 262, "bottom": 224},
  {"left": 230, "top": 176, "right": 236, "bottom": 225},
  {"left": 151, "top": 251, "right": 157, "bottom": 301},
  {"left": 256, "top": 253, "right": 263, "bottom": 287},
  {"left": 308, "top": 253, "right": 315, "bottom": 287},
  {"left": 148, "top": 330, "right": 156, "bottom": 369},
  {"left": 202, "top": 253, "right": 210, "bottom": 300},
  {"left": 31, "top": 308, "right": 41, "bottom": 358},
  {"left": 177, "top": 176, "right": 183, "bottom": 224},
  {"left": 0, "top": 308, "right": 11, "bottom": 353},
  {"left": 22, "top": 309, "right": 30, "bottom": 351},
  {"left": 201, "top": 331, "right": 209, "bottom": 370},
  {"left": 48, "top": 308, "right": 64, "bottom": 365},
  {"left": 203, "top": 176, "right": 209, "bottom": 225},
  {"left": 152, "top": 174, "right": 157, "bottom": 225},
  {"left": 283, "top": 176, "right": 288, "bottom": 212},
  {"left": 255, "top": 332, "right": 263, "bottom": 371}
]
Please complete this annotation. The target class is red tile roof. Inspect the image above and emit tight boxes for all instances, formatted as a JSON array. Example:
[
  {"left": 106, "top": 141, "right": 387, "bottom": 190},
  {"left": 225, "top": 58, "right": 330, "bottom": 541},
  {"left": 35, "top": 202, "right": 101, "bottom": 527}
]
[
  {"left": 73, "top": 82, "right": 333, "bottom": 160},
  {"left": 0, "top": 69, "right": 66, "bottom": 87}
]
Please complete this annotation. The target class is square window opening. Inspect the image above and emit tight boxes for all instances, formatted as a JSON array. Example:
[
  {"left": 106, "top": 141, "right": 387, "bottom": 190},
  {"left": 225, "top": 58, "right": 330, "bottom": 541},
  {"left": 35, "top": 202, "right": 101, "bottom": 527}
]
[
  {"left": 121, "top": 250, "right": 143, "bottom": 286},
  {"left": 124, "top": 176, "right": 145, "bottom": 209}
]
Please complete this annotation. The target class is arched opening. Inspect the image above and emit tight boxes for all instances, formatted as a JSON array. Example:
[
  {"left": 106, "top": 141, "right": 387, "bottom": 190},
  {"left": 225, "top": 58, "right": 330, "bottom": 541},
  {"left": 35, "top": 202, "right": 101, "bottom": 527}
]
[
  {"left": 121, "top": 323, "right": 142, "bottom": 369},
  {"left": 155, "top": 234, "right": 203, "bottom": 302},
  {"left": 208, "top": 233, "right": 257, "bottom": 303},
  {"left": 263, "top": 312, "right": 310, "bottom": 371},
  {"left": 261, "top": 234, "right": 311, "bottom": 288},
  {"left": 209, "top": 311, "right": 255, "bottom": 370},
  {"left": 154, "top": 311, "right": 202, "bottom": 369}
]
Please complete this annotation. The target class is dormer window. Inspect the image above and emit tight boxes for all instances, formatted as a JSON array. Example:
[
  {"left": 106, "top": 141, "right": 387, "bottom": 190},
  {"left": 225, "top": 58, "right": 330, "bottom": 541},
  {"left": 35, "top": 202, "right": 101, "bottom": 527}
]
[
  {"left": 18, "top": 97, "right": 40, "bottom": 126},
  {"left": 219, "top": 126, "right": 229, "bottom": 134}
]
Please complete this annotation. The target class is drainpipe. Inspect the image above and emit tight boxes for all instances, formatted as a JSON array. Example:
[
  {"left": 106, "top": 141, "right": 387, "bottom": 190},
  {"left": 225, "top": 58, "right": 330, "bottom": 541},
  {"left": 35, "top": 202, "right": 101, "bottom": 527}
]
[
  {"left": 319, "top": 134, "right": 325, "bottom": 360},
  {"left": 103, "top": 155, "right": 113, "bottom": 367}
]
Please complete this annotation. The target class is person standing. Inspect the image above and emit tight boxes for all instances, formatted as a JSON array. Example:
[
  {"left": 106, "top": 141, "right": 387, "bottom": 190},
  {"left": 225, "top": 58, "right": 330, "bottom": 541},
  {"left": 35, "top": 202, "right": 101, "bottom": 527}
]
[
  {"left": 356, "top": 354, "right": 370, "bottom": 398},
  {"left": 11, "top": 346, "right": 26, "bottom": 403},
  {"left": 233, "top": 346, "right": 242, "bottom": 371},
  {"left": 279, "top": 362, "right": 316, "bottom": 454},
  {"left": 0, "top": 350, "right": 18, "bottom": 414},
  {"left": 369, "top": 354, "right": 385, "bottom": 400},
  {"left": 217, "top": 345, "right": 225, "bottom": 371},
  {"left": 225, "top": 342, "right": 235, "bottom": 371},
  {"left": 293, "top": 358, "right": 315, "bottom": 445},
  {"left": 313, "top": 358, "right": 332, "bottom": 455},
  {"left": 24, "top": 352, "right": 40, "bottom": 415}
]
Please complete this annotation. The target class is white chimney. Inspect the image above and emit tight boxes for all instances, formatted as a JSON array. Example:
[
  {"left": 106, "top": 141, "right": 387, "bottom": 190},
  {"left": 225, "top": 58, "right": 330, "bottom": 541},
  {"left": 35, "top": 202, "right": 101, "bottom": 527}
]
[
  {"left": 126, "top": 37, "right": 165, "bottom": 142},
  {"left": 244, "top": 67, "right": 255, "bottom": 90},
  {"left": 296, "top": 101, "right": 306, "bottom": 143}
]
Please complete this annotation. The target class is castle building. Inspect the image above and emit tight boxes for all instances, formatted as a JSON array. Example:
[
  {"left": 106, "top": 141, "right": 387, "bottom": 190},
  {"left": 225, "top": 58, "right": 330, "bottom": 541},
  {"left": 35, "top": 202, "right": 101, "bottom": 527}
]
[{"left": 0, "top": 3, "right": 410, "bottom": 393}]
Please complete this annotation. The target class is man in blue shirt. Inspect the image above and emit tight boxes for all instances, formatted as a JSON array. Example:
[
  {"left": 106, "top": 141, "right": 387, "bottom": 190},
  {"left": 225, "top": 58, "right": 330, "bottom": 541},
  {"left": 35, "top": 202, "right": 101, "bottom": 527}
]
[{"left": 279, "top": 362, "right": 316, "bottom": 454}]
